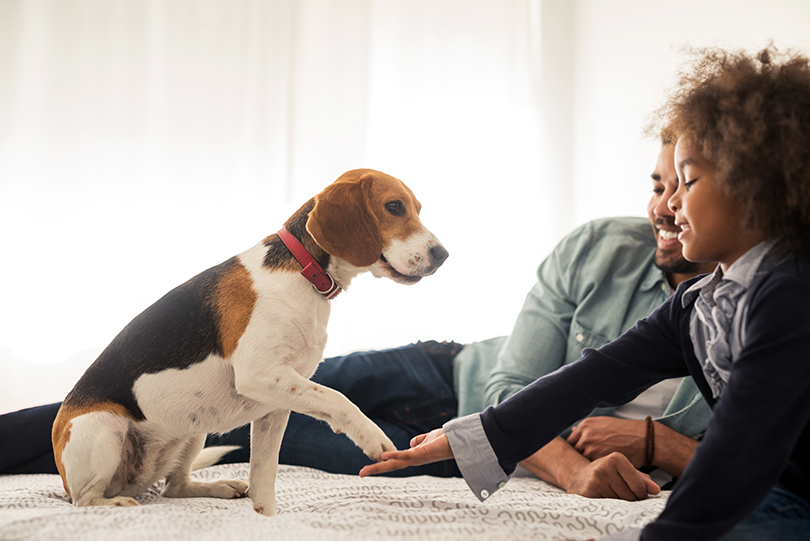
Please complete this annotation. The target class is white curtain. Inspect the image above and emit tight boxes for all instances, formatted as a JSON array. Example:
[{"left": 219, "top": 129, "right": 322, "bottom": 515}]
[{"left": 0, "top": 0, "right": 558, "bottom": 412}]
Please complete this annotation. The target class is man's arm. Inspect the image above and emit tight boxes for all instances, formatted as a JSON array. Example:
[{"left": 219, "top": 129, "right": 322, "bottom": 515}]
[
  {"left": 482, "top": 223, "right": 603, "bottom": 408},
  {"left": 567, "top": 416, "right": 699, "bottom": 478},
  {"left": 519, "top": 436, "right": 659, "bottom": 500}
]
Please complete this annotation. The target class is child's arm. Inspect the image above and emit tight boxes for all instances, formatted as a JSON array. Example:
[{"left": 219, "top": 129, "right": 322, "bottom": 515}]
[{"left": 643, "top": 270, "right": 810, "bottom": 540}]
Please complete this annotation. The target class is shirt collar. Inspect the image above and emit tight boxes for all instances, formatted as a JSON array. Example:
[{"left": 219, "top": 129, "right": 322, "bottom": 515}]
[
  {"left": 640, "top": 259, "right": 669, "bottom": 293},
  {"left": 682, "top": 240, "right": 776, "bottom": 308}
]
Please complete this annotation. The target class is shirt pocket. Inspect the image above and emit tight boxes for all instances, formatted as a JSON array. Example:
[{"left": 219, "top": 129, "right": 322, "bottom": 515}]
[{"left": 566, "top": 319, "right": 610, "bottom": 365}]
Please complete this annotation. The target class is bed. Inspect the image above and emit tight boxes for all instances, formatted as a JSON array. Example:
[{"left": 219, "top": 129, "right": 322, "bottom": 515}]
[{"left": 0, "top": 462, "right": 666, "bottom": 540}]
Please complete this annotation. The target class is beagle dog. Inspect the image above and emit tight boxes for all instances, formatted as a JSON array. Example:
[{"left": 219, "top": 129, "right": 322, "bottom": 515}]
[{"left": 51, "top": 169, "right": 448, "bottom": 516}]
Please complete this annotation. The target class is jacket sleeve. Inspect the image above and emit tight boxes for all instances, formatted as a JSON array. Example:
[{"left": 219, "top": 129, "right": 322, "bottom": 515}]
[{"left": 480, "top": 291, "right": 691, "bottom": 476}]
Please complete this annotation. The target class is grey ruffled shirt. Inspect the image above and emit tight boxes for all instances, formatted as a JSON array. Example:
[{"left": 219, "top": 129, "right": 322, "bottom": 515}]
[{"left": 683, "top": 241, "right": 776, "bottom": 398}]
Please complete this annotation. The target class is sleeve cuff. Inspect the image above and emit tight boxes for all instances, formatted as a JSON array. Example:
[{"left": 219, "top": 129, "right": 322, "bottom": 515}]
[{"left": 444, "top": 414, "right": 511, "bottom": 502}]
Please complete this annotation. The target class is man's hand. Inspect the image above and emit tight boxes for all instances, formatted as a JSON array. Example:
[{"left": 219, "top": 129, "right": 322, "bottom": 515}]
[
  {"left": 568, "top": 416, "right": 699, "bottom": 478},
  {"left": 566, "top": 452, "right": 660, "bottom": 500},
  {"left": 567, "top": 417, "right": 646, "bottom": 467},
  {"left": 359, "top": 428, "right": 454, "bottom": 477}
]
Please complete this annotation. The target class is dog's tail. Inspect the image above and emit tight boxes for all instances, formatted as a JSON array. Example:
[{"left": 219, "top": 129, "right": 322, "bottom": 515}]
[{"left": 191, "top": 446, "right": 242, "bottom": 470}]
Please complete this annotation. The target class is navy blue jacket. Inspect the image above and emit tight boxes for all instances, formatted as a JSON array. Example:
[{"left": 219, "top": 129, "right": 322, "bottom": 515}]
[{"left": 480, "top": 256, "right": 810, "bottom": 541}]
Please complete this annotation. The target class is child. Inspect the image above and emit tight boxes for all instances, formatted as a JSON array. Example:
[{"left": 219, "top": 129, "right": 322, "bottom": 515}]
[{"left": 360, "top": 46, "right": 810, "bottom": 541}]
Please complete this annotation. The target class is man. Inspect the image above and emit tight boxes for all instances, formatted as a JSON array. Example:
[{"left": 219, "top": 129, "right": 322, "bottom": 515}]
[{"left": 0, "top": 145, "right": 715, "bottom": 499}]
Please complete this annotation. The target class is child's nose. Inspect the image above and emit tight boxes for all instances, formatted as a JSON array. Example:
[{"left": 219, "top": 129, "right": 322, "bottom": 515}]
[{"left": 668, "top": 192, "right": 681, "bottom": 212}]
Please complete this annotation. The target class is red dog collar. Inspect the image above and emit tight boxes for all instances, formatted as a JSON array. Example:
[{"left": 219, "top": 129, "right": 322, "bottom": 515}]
[{"left": 277, "top": 227, "right": 342, "bottom": 300}]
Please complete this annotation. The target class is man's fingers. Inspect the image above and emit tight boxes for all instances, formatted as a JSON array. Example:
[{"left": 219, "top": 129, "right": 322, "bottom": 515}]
[
  {"left": 566, "top": 426, "right": 581, "bottom": 446},
  {"left": 613, "top": 456, "right": 654, "bottom": 500}
]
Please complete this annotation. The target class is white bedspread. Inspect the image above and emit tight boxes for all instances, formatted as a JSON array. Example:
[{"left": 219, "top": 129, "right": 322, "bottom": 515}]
[{"left": 0, "top": 463, "right": 667, "bottom": 540}]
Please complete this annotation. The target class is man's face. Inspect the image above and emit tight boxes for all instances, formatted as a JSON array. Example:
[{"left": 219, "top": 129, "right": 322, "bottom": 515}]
[{"left": 647, "top": 145, "right": 707, "bottom": 275}]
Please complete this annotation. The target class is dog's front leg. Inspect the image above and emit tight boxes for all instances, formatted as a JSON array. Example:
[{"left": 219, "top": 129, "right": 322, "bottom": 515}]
[
  {"left": 237, "top": 366, "right": 395, "bottom": 463},
  {"left": 248, "top": 409, "right": 290, "bottom": 516}
]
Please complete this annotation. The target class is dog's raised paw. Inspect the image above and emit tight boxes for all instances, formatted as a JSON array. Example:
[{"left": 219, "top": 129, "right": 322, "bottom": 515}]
[{"left": 355, "top": 425, "right": 396, "bottom": 461}]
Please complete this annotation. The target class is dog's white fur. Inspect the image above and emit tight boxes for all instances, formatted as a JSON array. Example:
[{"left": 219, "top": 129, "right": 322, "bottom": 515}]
[{"left": 52, "top": 169, "right": 447, "bottom": 516}]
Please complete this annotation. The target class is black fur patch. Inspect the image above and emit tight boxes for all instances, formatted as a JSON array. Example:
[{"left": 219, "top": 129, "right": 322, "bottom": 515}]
[
  {"left": 64, "top": 257, "right": 241, "bottom": 421},
  {"left": 264, "top": 199, "right": 331, "bottom": 272}
]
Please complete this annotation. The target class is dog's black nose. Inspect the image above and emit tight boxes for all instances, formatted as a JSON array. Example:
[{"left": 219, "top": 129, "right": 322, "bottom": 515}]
[{"left": 430, "top": 245, "right": 449, "bottom": 266}]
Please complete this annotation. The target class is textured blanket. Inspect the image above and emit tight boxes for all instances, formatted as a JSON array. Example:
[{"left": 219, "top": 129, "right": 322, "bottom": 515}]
[{"left": 0, "top": 463, "right": 666, "bottom": 540}]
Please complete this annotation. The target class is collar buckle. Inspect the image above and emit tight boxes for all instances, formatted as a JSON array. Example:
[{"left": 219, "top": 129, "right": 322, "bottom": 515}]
[{"left": 277, "top": 227, "right": 343, "bottom": 300}]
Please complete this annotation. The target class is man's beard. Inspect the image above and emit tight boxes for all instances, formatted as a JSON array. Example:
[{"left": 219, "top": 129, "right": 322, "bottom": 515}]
[
  {"left": 651, "top": 217, "right": 707, "bottom": 275},
  {"left": 654, "top": 249, "right": 706, "bottom": 275}
]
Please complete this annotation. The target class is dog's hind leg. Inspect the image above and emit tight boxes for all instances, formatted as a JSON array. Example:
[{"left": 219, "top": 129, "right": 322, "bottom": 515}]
[
  {"left": 162, "top": 434, "right": 248, "bottom": 500},
  {"left": 59, "top": 412, "right": 139, "bottom": 508},
  {"left": 247, "top": 409, "right": 291, "bottom": 516}
]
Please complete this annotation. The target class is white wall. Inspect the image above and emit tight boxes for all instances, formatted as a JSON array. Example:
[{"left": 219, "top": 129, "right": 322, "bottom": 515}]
[
  {"left": 0, "top": 1, "right": 552, "bottom": 413},
  {"left": 3, "top": 0, "right": 810, "bottom": 414},
  {"left": 570, "top": 0, "right": 810, "bottom": 225}
]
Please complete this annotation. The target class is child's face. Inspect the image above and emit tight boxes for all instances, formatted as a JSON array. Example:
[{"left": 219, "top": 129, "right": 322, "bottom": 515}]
[{"left": 669, "top": 138, "right": 764, "bottom": 272}]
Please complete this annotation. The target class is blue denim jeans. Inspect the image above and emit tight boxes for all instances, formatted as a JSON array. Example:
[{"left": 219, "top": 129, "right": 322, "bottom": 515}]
[
  {"left": 208, "top": 342, "right": 461, "bottom": 477},
  {"left": 718, "top": 486, "right": 810, "bottom": 541},
  {"left": 0, "top": 342, "right": 462, "bottom": 478}
]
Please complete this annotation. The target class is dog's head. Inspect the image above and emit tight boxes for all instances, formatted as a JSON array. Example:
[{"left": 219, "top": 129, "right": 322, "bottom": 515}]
[{"left": 307, "top": 169, "right": 448, "bottom": 284}]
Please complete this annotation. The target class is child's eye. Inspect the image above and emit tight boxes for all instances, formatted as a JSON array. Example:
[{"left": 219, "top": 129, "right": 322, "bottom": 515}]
[{"left": 684, "top": 179, "right": 699, "bottom": 190}]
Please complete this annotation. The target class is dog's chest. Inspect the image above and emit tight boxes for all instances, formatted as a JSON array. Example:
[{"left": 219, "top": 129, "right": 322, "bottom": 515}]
[
  {"left": 131, "top": 263, "right": 333, "bottom": 434},
  {"left": 131, "top": 357, "right": 266, "bottom": 434}
]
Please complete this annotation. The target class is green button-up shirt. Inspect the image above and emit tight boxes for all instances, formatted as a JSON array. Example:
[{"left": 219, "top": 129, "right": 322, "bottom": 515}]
[{"left": 453, "top": 216, "right": 711, "bottom": 438}]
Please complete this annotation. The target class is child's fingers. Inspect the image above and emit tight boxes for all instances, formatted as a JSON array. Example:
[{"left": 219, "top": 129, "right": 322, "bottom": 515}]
[
  {"left": 380, "top": 450, "right": 421, "bottom": 462},
  {"left": 359, "top": 460, "right": 404, "bottom": 477},
  {"left": 410, "top": 433, "right": 429, "bottom": 447},
  {"left": 359, "top": 454, "right": 422, "bottom": 477}
]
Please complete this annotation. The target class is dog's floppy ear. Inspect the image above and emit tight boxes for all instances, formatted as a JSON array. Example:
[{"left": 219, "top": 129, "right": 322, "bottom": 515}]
[{"left": 307, "top": 172, "right": 384, "bottom": 267}]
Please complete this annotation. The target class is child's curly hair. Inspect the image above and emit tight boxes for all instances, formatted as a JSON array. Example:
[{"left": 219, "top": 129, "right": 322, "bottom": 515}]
[{"left": 650, "top": 45, "right": 810, "bottom": 255}]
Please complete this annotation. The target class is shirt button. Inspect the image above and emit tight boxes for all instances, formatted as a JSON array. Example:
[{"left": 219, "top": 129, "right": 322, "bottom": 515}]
[
  {"left": 575, "top": 333, "right": 584, "bottom": 343},
  {"left": 480, "top": 489, "right": 489, "bottom": 499},
  {"left": 498, "top": 481, "right": 506, "bottom": 489}
]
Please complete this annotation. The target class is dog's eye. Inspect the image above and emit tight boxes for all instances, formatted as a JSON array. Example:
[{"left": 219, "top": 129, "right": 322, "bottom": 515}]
[{"left": 386, "top": 201, "right": 405, "bottom": 216}]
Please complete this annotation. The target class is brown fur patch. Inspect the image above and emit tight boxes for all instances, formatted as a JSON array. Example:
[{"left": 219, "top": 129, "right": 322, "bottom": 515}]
[
  {"left": 308, "top": 169, "right": 427, "bottom": 267},
  {"left": 215, "top": 260, "right": 257, "bottom": 359},
  {"left": 308, "top": 173, "right": 382, "bottom": 267},
  {"left": 52, "top": 401, "right": 135, "bottom": 497},
  {"left": 368, "top": 174, "right": 424, "bottom": 243}
]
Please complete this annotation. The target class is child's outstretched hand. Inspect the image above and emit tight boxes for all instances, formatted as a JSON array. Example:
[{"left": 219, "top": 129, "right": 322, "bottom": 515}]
[{"left": 359, "top": 428, "right": 453, "bottom": 477}]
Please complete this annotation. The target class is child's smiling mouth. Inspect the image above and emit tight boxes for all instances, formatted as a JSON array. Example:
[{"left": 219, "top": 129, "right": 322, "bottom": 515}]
[{"left": 675, "top": 222, "right": 691, "bottom": 240}]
